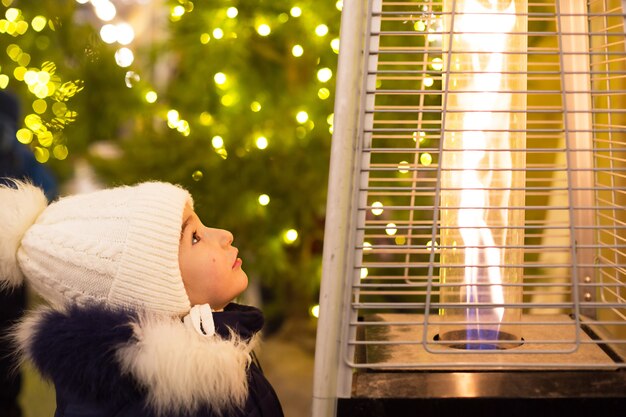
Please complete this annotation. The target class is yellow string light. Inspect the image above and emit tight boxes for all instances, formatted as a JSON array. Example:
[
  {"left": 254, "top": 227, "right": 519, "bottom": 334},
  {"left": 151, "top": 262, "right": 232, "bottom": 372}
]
[
  {"left": 413, "top": 131, "right": 426, "bottom": 142},
  {"left": 7, "top": 44, "right": 21, "bottom": 60},
  {"left": 220, "top": 93, "right": 235, "bottom": 106},
  {"left": 177, "top": 120, "right": 190, "bottom": 136},
  {"left": 256, "top": 23, "right": 271, "bottom": 36},
  {"left": 317, "top": 68, "right": 332, "bottom": 82},
  {"left": 212, "top": 28, "right": 224, "bottom": 39},
  {"left": 33, "top": 84, "right": 48, "bottom": 99},
  {"left": 199, "top": 112, "right": 213, "bottom": 126},
  {"left": 5, "top": 8, "right": 19, "bottom": 22},
  {"left": 290, "top": 6, "right": 302, "bottom": 17},
  {"left": 216, "top": 148, "right": 228, "bottom": 159},
  {"left": 211, "top": 135, "right": 224, "bottom": 149},
  {"left": 16, "top": 128, "right": 32, "bottom": 144},
  {"left": 171, "top": 5, "right": 185, "bottom": 19},
  {"left": 23, "top": 70, "right": 38, "bottom": 85},
  {"left": 420, "top": 152, "right": 433, "bottom": 166},
  {"left": 94, "top": 1, "right": 116, "bottom": 21},
  {"left": 52, "top": 144, "right": 68, "bottom": 160},
  {"left": 371, "top": 201, "right": 384, "bottom": 216},
  {"left": 226, "top": 7, "right": 238, "bottom": 18},
  {"left": 431, "top": 57, "right": 443, "bottom": 71},
  {"left": 24, "top": 113, "right": 42, "bottom": 131},
  {"left": 31, "top": 16, "right": 46, "bottom": 32},
  {"left": 296, "top": 111, "right": 308, "bottom": 124},
  {"left": 165, "top": 109, "right": 190, "bottom": 136},
  {"left": 114, "top": 47, "right": 134, "bottom": 67},
  {"left": 426, "top": 240, "right": 439, "bottom": 251},
  {"left": 17, "top": 52, "right": 30, "bottom": 67},
  {"left": 32, "top": 99, "right": 46, "bottom": 114},
  {"left": 37, "top": 70, "right": 49, "bottom": 84},
  {"left": 38, "top": 130, "right": 53, "bottom": 147},
  {"left": 145, "top": 90, "right": 157, "bottom": 103},
  {"left": 255, "top": 136, "right": 268, "bottom": 149},
  {"left": 258, "top": 194, "right": 270, "bottom": 206},
  {"left": 34, "top": 146, "right": 49, "bottom": 163},
  {"left": 214, "top": 72, "right": 227, "bottom": 85},
  {"left": 291, "top": 45, "right": 304, "bottom": 57},
  {"left": 283, "top": 229, "right": 298, "bottom": 244},
  {"left": 167, "top": 109, "right": 179, "bottom": 124},
  {"left": 315, "top": 24, "right": 328, "bottom": 37},
  {"left": 397, "top": 161, "right": 410, "bottom": 174},
  {"left": 385, "top": 223, "right": 398, "bottom": 236},
  {"left": 52, "top": 102, "right": 67, "bottom": 117},
  {"left": 17, "top": 20, "right": 28, "bottom": 35},
  {"left": 317, "top": 88, "right": 330, "bottom": 100}
]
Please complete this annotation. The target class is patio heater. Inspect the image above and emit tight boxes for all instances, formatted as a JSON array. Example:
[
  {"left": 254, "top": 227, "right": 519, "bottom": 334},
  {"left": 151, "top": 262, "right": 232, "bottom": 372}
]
[{"left": 313, "top": 0, "right": 626, "bottom": 416}]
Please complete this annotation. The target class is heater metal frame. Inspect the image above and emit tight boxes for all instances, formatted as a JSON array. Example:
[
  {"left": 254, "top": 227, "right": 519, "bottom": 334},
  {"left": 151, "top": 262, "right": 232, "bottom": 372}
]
[{"left": 313, "top": 0, "right": 626, "bottom": 415}]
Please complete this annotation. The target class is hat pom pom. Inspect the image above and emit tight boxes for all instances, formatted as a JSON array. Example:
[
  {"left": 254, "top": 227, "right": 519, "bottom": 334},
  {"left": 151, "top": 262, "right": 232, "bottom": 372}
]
[{"left": 0, "top": 180, "right": 48, "bottom": 288}]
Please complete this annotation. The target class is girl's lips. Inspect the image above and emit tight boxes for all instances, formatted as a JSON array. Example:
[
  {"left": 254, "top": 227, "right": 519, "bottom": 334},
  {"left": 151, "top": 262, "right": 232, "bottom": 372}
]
[{"left": 232, "top": 258, "right": 242, "bottom": 269}]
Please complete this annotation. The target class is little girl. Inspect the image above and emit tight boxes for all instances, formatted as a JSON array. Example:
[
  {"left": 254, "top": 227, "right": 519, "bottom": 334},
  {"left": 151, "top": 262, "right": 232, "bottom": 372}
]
[{"left": 0, "top": 180, "right": 284, "bottom": 417}]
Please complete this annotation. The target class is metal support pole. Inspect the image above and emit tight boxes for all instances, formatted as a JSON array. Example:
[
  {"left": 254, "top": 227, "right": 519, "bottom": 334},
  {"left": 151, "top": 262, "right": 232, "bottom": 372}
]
[{"left": 312, "top": 0, "right": 373, "bottom": 415}]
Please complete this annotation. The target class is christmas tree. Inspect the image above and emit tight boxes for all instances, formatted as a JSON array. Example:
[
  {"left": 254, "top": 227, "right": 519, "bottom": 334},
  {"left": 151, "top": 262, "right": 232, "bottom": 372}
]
[{"left": 1, "top": 0, "right": 341, "bottom": 327}]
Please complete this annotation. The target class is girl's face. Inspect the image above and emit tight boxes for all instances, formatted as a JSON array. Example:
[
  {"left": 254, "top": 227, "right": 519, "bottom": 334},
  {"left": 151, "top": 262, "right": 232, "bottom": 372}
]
[{"left": 178, "top": 203, "right": 248, "bottom": 310}]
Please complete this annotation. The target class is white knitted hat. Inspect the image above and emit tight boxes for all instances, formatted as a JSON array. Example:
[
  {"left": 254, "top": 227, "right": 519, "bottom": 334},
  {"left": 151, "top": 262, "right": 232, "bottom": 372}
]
[{"left": 0, "top": 181, "right": 193, "bottom": 316}]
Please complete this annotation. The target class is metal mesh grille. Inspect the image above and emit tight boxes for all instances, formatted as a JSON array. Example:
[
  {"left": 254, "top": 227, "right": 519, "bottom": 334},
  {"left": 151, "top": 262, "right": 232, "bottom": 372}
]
[{"left": 343, "top": 0, "right": 626, "bottom": 369}]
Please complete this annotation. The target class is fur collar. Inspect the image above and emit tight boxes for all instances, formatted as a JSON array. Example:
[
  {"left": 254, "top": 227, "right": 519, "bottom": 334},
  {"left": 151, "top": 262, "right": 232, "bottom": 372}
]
[{"left": 14, "top": 304, "right": 261, "bottom": 415}]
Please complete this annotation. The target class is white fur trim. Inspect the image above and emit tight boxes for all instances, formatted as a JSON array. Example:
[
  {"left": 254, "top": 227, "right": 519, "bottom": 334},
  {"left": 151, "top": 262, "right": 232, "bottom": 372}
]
[
  {"left": 10, "top": 305, "right": 58, "bottom": 365},
  {"left": 0, "top": 181, "right": 48, "bottom": 289},
  {"left": 117, "top": 313, "right": 254, "bottom": 415}
]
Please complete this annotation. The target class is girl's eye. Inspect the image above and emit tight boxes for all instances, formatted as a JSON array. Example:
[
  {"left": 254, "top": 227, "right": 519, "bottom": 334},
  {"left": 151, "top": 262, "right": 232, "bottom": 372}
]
[{"left": 192, "top": 232, "right": 200, "bottom": 245}]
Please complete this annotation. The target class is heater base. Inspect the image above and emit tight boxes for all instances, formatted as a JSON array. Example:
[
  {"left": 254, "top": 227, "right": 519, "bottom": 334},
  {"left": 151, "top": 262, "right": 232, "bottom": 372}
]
[
  {"left": 360, "top": 314, "right": 620, "bottom": 369},
  {"left": 339, "top": 370, "right": 626, "bottom": 417}
]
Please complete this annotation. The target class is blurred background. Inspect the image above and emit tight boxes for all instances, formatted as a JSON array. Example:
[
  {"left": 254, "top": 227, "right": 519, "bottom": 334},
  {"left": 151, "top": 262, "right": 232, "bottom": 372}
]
[{"left": 0, "top": 0, "right": 342, "bottom": 415}]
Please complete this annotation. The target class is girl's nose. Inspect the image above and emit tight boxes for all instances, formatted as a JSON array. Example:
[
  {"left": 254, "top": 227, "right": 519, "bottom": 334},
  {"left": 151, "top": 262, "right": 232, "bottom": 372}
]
[
  {"left": 221, "top": 229, "right": 234, "bottom": 247},
  {"left": 204, "top": 228, "right": 233, "bottom": 247}
]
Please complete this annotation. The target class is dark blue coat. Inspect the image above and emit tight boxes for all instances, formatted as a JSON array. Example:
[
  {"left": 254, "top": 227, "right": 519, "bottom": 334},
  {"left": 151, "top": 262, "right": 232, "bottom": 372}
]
[{"left": 17, "top": 303, "right": 284, "bottom": 417}]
